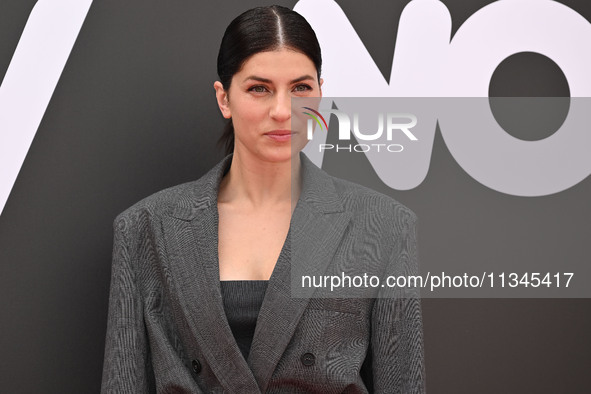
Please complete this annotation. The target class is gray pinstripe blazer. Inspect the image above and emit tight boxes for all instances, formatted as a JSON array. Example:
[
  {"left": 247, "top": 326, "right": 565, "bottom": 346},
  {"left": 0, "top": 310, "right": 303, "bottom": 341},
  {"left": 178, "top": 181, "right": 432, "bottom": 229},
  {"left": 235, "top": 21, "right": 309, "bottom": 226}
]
[{"left": 101, "top": 151, "right": 425, "bottom": 393}]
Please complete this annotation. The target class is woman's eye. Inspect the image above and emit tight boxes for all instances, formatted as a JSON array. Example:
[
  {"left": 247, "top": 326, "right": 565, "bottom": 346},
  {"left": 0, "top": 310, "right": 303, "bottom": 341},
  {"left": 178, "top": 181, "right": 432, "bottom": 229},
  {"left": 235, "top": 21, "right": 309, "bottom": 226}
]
[
  {"left": 249, "top": 85, "right": 268, "bottom": 93},
  {"left": 293, "top": 84, "right": 312, "bottom": 93}
]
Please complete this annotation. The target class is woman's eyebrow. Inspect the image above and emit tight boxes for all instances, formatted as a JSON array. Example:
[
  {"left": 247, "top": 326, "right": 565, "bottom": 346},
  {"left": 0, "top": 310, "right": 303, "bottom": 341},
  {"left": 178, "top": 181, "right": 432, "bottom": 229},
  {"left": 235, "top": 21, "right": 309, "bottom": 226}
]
[
  {"left": 290, "top": 75, "right": 315, "bottom": 83},
  {"left": 243, "top": 75, "right": 272, "bottom": 83},
  {"left": 242, "top": 75, "right": 315, "bottom": 84}
]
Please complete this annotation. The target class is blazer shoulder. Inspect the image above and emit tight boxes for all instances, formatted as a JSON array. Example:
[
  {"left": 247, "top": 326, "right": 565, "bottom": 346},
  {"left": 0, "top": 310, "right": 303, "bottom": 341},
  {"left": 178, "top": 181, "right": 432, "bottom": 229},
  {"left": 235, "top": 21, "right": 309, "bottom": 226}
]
[
  {"left": 114, "top": 155, "right": 232, "bottom": 229},
  {"left": 113, "top": 179, "right": 201, "bottom": 231},
  {"left": 328, "top": 174, "right": 417, "bottom": 221}
]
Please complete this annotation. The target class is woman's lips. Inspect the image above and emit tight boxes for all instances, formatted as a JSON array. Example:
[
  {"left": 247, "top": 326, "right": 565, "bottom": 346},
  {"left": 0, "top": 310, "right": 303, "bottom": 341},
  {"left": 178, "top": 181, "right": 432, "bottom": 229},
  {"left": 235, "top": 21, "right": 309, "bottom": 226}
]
[{"left": 265, "top": 130, "right": 294, "bottom": 142}]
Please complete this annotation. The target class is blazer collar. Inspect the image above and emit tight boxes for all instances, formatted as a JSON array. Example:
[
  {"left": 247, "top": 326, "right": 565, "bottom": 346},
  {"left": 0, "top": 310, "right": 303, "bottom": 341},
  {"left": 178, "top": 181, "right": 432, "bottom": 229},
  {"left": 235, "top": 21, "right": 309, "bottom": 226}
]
[{"left": 164, "top": 152, "right": 352, "bottom": 393}]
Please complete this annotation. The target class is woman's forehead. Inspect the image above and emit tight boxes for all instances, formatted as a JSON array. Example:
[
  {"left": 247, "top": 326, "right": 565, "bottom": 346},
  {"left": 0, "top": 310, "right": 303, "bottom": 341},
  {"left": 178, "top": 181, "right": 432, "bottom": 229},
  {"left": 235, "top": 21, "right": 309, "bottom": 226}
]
[{"left": 235, "top": 49, "right": 318, "bottom": 81}]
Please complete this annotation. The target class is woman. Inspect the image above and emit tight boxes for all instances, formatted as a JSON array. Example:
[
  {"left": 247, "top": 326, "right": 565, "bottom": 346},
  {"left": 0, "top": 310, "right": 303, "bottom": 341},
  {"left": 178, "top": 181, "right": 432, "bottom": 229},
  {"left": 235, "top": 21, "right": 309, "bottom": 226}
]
[{"left": 101, "top": 5, "right": 425, "bottom": 393}]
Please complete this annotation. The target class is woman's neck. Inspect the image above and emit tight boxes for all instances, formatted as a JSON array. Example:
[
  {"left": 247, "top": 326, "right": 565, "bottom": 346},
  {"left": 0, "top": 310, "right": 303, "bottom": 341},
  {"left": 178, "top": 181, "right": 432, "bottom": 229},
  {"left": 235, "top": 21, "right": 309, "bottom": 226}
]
[{"left": 218, "top": 151, "right": 302, "bottom": 213}]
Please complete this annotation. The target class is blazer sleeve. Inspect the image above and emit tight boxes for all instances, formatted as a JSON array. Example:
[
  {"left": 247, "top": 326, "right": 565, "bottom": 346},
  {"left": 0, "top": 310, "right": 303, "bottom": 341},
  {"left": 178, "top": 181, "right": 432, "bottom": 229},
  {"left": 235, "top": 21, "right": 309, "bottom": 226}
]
[
  {"left": 101, "top": 216, "right": 156, "bottom": 393},
  {"left": 365, "top": 209, "right": 426, "bottom": 393}
]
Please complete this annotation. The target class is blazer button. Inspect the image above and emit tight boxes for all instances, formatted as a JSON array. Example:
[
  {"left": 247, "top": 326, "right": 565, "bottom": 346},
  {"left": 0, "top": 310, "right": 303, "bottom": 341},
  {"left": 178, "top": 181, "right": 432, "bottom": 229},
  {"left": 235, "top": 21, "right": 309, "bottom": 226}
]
[
  {"left": 192, "top": 359, "right": 202, "bottom": 374},
  {"left": 301, "top": 352, "right": 315, "bottom": 366}
]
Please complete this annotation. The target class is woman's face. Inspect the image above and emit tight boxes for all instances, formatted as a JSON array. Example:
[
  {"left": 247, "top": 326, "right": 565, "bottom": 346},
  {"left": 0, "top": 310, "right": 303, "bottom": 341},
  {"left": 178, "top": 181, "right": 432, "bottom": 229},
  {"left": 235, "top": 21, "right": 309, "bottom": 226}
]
[{"left": 214, "top": 48, "right": 322, "bottom": 163}]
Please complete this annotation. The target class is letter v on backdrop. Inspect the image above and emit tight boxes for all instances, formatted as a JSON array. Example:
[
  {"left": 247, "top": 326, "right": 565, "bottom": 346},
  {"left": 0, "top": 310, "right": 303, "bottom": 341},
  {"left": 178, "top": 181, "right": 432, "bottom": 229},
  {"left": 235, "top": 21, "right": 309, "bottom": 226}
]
[
  {"left": 295, "top": 0, "right": 591, "bottom": 196},
  {"left": 0, "top": 0, "right": 93, "bottom": 217}
]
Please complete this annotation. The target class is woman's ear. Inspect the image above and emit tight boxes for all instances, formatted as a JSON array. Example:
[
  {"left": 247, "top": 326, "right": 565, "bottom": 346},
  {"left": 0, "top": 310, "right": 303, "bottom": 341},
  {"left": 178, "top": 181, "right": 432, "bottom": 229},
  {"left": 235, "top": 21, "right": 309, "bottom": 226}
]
[
  {"left": 214, "top": 81, "right": 231, "bottom": 119},
  {"left": 319, "top": 78, "right": 323, "bottom": 97}
]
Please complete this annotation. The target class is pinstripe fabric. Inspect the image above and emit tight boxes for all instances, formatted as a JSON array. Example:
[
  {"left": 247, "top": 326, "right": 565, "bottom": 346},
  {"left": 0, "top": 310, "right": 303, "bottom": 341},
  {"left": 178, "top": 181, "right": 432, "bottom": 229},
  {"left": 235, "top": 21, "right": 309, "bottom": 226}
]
[{"left": 101, "top": 151, "right": 425, "bottom": 393}]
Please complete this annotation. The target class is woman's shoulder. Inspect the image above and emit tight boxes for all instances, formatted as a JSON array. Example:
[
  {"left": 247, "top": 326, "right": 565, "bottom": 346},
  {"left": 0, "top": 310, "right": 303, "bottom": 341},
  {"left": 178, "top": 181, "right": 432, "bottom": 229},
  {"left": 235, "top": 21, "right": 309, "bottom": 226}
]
[
  {"left": 114, "top": 155, "right": 231, "bottom": 228},
  {"left": 327, "top": 173, "right": 417, "bottom": 222},
  {"left": 300, "top": 152, "right": 417, "bottom": 222},
  {"left": 113, "top": 180, "right": 200, "bottom": 229}
]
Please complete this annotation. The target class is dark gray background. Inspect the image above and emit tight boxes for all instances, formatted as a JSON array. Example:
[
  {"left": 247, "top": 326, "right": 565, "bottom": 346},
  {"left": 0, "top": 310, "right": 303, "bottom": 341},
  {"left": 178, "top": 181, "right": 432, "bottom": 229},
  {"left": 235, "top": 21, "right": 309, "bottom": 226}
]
[{"left": 0, "top": 0, "right": 589, "bottom": 392}]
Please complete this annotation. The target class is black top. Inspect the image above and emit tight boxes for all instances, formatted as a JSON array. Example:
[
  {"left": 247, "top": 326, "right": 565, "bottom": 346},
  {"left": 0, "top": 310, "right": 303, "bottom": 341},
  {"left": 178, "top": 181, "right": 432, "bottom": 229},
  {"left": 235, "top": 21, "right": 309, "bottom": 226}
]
[{"left": 220, "top": 280, "right": 269, "bottom": 361}]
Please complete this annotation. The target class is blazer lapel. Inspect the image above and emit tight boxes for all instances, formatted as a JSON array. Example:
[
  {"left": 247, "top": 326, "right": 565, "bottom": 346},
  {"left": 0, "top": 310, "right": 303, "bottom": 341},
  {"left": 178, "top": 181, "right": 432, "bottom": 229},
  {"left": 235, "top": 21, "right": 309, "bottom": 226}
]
[
  {"left": 247, "top": 152, "right": 353, "bottom": 393},
  {"left": 162, "top": 152, "right": 352, "bottom": 393},
  {"left": 162, "top": 154, "right": 261, "bottom": 393}
]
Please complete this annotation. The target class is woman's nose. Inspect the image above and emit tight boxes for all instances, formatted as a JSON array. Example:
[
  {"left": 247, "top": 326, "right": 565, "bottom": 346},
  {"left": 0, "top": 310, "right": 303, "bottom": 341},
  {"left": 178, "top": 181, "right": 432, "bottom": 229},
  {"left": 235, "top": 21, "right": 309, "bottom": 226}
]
[{"left": 270, "top": 92, "right": 292, "bottom": 121}]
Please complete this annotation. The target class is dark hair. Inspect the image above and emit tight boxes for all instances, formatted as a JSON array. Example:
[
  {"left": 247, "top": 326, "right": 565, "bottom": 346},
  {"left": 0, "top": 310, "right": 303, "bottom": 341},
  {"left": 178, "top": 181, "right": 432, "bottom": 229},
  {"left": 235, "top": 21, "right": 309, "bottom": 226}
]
[{"left": 216, "top": 5, "right": 322, "bottom": 155}]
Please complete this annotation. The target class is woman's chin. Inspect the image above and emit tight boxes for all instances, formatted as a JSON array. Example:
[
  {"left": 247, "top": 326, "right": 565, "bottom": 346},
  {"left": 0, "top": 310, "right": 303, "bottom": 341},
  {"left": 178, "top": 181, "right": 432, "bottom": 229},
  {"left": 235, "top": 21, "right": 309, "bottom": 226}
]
[
  {"left": 263, "top": 148, "right": 301, "bottom": 164},
  {"left": 234, "top": 145, "right": 299, "bottom": 164}
]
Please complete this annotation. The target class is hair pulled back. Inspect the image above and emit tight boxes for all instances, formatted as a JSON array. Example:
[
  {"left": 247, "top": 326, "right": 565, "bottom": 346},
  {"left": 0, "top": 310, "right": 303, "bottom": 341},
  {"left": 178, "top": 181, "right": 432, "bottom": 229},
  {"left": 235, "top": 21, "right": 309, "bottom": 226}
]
[{"left": 216, "top": 5, "right": 322, "bottom": 155}]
